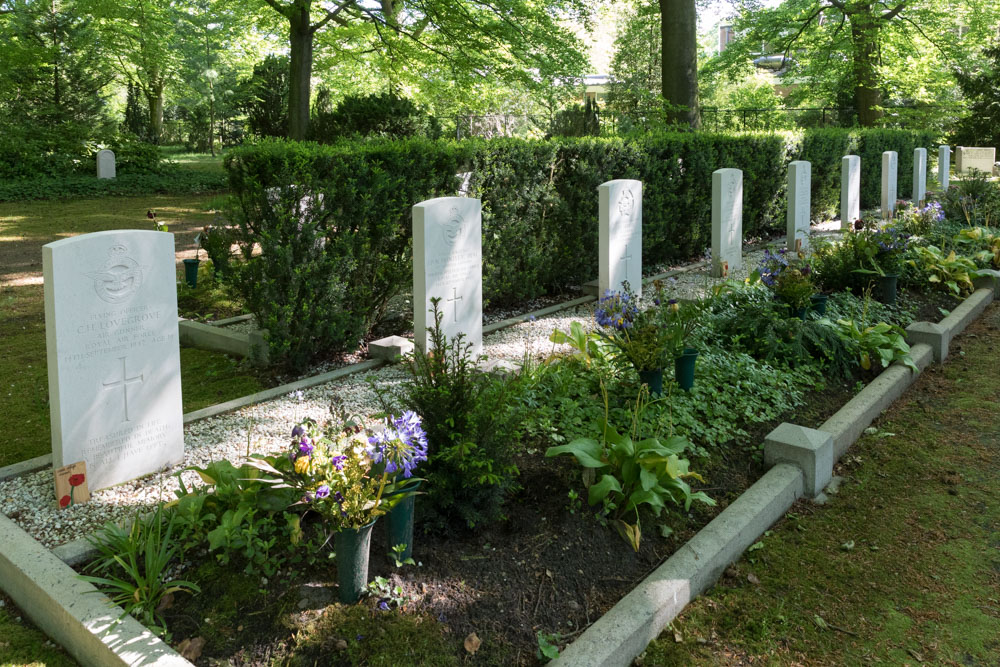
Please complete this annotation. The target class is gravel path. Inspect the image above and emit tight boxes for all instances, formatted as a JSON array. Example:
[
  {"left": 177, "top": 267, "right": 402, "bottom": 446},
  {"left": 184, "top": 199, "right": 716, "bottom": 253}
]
[{"left": 0, "top": 229, "right": 837, "bottom": 548}]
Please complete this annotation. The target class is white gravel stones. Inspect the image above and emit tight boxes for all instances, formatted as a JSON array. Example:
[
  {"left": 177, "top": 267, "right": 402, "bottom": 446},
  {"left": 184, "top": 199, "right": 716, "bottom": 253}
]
[{"left": 0, "top": 238, "right": 803, "bottom": 549}]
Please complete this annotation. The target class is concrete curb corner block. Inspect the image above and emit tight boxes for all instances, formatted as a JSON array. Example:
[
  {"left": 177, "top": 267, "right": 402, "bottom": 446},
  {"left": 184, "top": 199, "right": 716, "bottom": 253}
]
[
  {"left": 368, "top": 335, "right": 414, "bottom": 361},
  {"left": 973, "top": 268, "right": 1000, "bottom": 296},
  {"left": 764, "top": 423, "right": 833, "bottom": 498},
  {"left": 905, "top": 321, "right": 949, "bottom": 363}
]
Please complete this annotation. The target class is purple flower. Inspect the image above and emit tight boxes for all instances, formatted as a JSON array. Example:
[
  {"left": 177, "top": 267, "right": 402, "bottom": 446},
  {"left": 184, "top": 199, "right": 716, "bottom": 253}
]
[
  {"left": 298, "top": 438, "right": 314, "bottom": 456},
  {"left": 378, "top": 600, "right": 390, "bottom": 611},
  {"left": 331, "top": 454, "right": 347, "bottom": 471},
  {"left": 291, "top": 425, "right": 305, "bottom": 438},
  {"left": 334, "top": 491, "right": 345, "bottom": 503},
  {"left": 315, "top": 485, "right": 330, "bottom": 499},
  {"left": 368, "top": 411, "right": 429, "bottom": 478}
]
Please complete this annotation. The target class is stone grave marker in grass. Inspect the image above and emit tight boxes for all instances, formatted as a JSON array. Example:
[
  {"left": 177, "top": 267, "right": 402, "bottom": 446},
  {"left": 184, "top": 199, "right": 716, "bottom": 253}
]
[
  {"left": 96, "top": 149, "right": 115, "bottom": 179},
  {"left": 599, "top": 179, "right": 643, "bottom": 297},
  {"left": 711, "top": 168, "right": 742, "bottom": 278},
  {"left": 939, "top": 145, "right": 951, "bottom": 189},
  {"left": 913, "top": 147, "right": 927, "bottom": 205},
  {"left": 841, "top": 155, "right": 860, "bottom": 228},
  {"left": 956, "top": 146, "right": 995, "bottom": 174},
  {"left": 786, "top": 161, "right": 810, "bottom": 251},
  {"left": 43, "top": 230, "right": 184, "bottom": 491},
  {"left": 881, "top": 150, "right": 898, "bottom": 219},
  {"left": 412, "top": 196, "right": 483, "bottom": 357}
]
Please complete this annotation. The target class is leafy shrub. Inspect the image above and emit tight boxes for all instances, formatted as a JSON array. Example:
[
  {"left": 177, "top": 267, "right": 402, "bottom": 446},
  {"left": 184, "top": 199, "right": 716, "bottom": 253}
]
[
  {"left": 239, "top": 55, "right": 289, "bottom": 139},
  {"left": 205, "top": 138, "right": 466, "bottom": 369},
  {"left": 548, "top": 99, "right": 600, "bottom": 138},
  {"left": 377, "top": 303, "right": 523, "bottom": 532},
  {"left": 940, "top": 170, "right": 1000, "bottom": 227},
  {"left": 311, "top": 92, "right": 440, "bottom": 141}
]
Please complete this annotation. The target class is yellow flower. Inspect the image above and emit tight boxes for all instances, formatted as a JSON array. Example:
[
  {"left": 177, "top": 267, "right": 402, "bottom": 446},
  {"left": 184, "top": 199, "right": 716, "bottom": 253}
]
[{"left": 294, "top": 456, "right": 311, "bottom": 474}]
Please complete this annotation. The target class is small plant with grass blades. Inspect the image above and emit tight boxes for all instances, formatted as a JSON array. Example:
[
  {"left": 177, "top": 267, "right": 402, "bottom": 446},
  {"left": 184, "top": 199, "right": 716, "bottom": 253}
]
[
  {"left": 80, "top": 506, "right": 200, "bottom": 638},
  {"left": 545, "top": 384, "right": 714, "bottom": 551}
]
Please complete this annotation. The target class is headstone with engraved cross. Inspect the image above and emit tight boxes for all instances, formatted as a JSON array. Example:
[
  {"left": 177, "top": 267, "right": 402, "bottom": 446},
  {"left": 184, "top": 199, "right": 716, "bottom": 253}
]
[
  {"left": 43, "top": 230, "right": 184, "bottom": 491},
  {"left": 711, "top": 168, "right": 743, "bottom": 278},
  {"left": 413, "top": 196, "right": 483, "bottom": 357},
  {"left": 599, "top": 179, "right": 643, "bottom": 297}
]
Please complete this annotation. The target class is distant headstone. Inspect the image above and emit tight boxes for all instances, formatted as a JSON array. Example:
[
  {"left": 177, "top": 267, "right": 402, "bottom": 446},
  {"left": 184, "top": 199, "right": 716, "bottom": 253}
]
[
  {"left": 841, "top": 155, "right": 860, "bottom": 229},
  {"left": 711, "top": 168, "right": 743, "bottom": 278},
  {"left": 456, "top": 172, "right": 473, "bottom": 196},
  {"left": 43, "top": 230, "right": 184, "bottom": 491},
  {"left": 786, "top": 161, "right": 810, "bottom": 251},
  {"left": 912, "top": 147, "right": 927, "bottom": 205},
  {"left": 96, "top": 150, "right": 116, "bottom": 179},
  {"left": 599, "top": 179, "right": 643, "bottom": 297},
  {"left": 956, "top": 146, "right": 996, "bottom": 174},
  {"left": 412, "top": 197, "right": 483, "bottom": 357},
  {"left": 881, "top": 151, "right": 898, "bottom": 219},
  {"left": 938, "top": 145, "right": 950, "bottom": 190}
]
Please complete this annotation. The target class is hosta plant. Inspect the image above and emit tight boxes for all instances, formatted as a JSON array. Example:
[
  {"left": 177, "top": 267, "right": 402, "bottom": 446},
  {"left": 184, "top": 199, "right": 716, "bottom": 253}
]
[
  {"left": 907, "top": 244, "right": 978, "bottom": 295},
  {"left": 545, "top": 387, "right": 714, "bottom": 551}
]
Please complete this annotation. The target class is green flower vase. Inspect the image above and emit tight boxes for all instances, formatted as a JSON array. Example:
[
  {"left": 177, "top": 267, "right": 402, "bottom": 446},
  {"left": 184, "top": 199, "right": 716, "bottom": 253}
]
[
  {"left": 637, "top": 368, "right": 664, "bottom": 396},
  {"left": 335, "top": 519, "right": 377, "bottom": 604},
  {"left": 877, "top": 274, "right": 898, "bottom": 305},
  {"left": 810, "top": 293, "right": 829, "bottom": 316},
  {"left": 182, "top": 258, "right": 200, "bottom": 288},
  {"left": 386, "top": 481, "right": 421, "bottom": 562},
  {"left": 674, "top": 348, "right": 698, "bottom": 391}
]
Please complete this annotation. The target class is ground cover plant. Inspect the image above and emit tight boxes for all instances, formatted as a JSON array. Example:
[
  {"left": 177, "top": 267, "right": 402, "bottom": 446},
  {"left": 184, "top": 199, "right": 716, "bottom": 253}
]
[{"left": 641, "top": 303, "right": 1000, "bottom": 666}]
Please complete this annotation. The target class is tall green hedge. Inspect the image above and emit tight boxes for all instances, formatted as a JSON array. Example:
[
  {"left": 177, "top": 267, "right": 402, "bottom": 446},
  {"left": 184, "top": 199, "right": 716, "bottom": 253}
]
[{"left": 212, "top": 129, "right": 937, "bottom": 369}]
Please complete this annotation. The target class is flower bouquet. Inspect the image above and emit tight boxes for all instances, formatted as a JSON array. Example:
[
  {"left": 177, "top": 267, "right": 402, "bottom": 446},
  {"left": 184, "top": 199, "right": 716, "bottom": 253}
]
[
  {"left": 758, "top": 248, "right": 817, "bottom": 314},
  {"left": 595, "top": 283, "right": 671, "bottom": 374}
]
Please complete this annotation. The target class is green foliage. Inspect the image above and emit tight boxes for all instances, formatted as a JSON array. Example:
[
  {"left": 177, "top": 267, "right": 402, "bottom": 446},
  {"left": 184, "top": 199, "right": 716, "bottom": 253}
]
[
  {"left": 907, "top": 245, "right": 978, "bottom": 295},
  {"left": 170, "top": 459, "right": 312, "bottom": 576},
  {"left": 940, "top": 170, "right": 1000, "bottom": 227},
  {"left": 548, "top": 99, "right": 600, "bottom": 138},
  {"left": 81, "top": 506, "right": 200, "bottom": 638},
  {"left": 378, "top": 302, "right": 522, "bottom": 531},
  {"left": 546, "top": 387, "right": 714, "bottom": 551},
  {"left": 239, "top": 55, "right": 288, "bottom": 139},
  {"left": 820, "top": 316, "right": 917, "bottom": 373},
  {"left": 311, "top": 92, "right": 440, "bottom": 140},
  {"left": 205, "top": 138, "right": 466, "bottom": 369},
  {"left": 953, "top": 42, "right": 1000, "bottom": 148}
]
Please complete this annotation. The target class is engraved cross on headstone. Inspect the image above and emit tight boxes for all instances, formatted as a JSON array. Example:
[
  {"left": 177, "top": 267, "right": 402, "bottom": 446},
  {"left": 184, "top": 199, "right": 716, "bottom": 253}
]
[
  {"left": 102, "top": 356, "right": 143, "bottom": 423},
  {"left": 447, "top": 286, "right": 463, "bottom": 323},
  {"left": 620, "top": 246, "right": 633, "bottom": 278}
]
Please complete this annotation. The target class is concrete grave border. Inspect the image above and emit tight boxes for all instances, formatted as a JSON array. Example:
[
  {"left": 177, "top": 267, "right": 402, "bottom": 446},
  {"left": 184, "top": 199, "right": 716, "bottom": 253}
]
[{"left": 553, "top": 285, "right": 996, "bottom": 667}]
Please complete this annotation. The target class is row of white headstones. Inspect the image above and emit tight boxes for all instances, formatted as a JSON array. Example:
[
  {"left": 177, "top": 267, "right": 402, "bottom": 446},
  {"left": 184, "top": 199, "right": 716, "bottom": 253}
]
[{"left": 42, "top": 144, "right": 990, "bottom": 492}]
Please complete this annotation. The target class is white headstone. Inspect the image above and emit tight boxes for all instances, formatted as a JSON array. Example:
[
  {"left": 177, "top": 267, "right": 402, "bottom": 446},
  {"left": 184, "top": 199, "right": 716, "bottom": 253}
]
[
  {"left": 96, "top": 150, "right": 116, "bottom": 179},
  {"left": 913, "top": 147, "right": 927, "bottom": 205},
  {"left": 456, "top": 172, "right": 473, "bottom": 196},
  {"left": 43, "top": 230, "right": 183, "bottom": 491},
  {"left": 881, "top": 151, "right": 898, "bottom": 219},
  {"left": 841, "top": 155, "right": 860, "bottom": 229},
  {"left": 711, "top": 168, "right": 743, "bottom": 278},
  {"left": 413, "top": 197, "right": 483, "bottom": 357},
  {"left": 599, "top": 179, "right": 643, "bottom": 297},
  {"left": 938, "top": 145, "right": 950, "bottom": 190},
  {"left": 786, "top": 161, "right": 810, "bottom": 251},
  {"left": 956, "top": 146, "right": 996, "bottom": 174}
]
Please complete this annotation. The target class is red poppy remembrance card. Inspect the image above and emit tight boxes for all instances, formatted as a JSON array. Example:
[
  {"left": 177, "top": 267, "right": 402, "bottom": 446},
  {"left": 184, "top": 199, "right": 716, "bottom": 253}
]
[{"left": 54, "top": 461, "right": 90, "bottom": 508}]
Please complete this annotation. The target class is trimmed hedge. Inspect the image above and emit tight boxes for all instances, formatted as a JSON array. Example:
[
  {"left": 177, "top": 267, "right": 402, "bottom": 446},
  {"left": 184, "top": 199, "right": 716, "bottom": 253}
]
[{"left": 211, "top": 128, "right": 937, "bottom": 368}]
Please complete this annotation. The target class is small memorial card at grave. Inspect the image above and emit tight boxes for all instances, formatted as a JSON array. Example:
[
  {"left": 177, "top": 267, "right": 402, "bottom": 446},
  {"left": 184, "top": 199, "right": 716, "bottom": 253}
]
[{"left": 54, "top": 461, "right": 90, "bottom": 509}]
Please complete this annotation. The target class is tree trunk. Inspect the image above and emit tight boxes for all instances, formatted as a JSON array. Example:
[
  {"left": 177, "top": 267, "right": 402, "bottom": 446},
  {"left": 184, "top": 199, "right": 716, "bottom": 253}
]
[
  {"left": 287, "top": 4, "right": 313, "bottom": 140},
  {"left": 659, "top": 0, "right": 700, "bottom": 129},
  {"left": 850, "top": 16, "right": 882, "bottom": 127},
  {"left": 147, "top": 86, "right": 164, "bottom": 144}
]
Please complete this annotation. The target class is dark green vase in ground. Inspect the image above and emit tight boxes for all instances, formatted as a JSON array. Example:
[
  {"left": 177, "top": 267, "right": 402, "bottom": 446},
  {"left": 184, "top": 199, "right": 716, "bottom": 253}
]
[
  {"left": 386, "top": 481, "right": 421, "bottom": 562},
  {"left": 334, "top": 519, "right": 377, "bottom": 604},
  {"left": 810, "top": 293, "right": 829, "bottom": 316},
  {"left": 877, "top": 274, "right": 898, "bottom": 305},
  {"left": 675, "top": 348, "right": 698, "bottom": 391},
  {"left": 182, "top": 258, "right": 200, "bottom": 288},
  {"left": 637, "top": 368, "right": 664, "bottom": 396}
]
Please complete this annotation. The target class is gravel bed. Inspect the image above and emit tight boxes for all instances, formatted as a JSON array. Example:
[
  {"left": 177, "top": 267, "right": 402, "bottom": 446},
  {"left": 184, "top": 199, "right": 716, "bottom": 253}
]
[{"left": 0, "top": 229, "right": 836, "bottom": 549}]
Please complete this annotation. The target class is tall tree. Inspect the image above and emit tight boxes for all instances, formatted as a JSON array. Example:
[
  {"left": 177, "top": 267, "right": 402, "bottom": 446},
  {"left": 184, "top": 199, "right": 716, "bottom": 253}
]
[
  {"left": 251, "top": 0, "right": 590, "bottom": 139},
  {"left": 660, "top": 0, "right": 699, "bottom": 127}
]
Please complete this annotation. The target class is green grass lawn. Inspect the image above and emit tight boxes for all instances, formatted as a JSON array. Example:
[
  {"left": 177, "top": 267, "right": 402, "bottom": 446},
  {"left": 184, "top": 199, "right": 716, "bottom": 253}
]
[
  {"left": 0, "top": 594, "right": 76, "bottom": 667},
  {"left": 641, "top": 304, "right": 1000, "bottom": 665},
  {"left": 159, "top": 145, "right": 226, "bottom": 174},
  {"left": 0, "top": 194, "right": 262, "bottom": 469}
]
